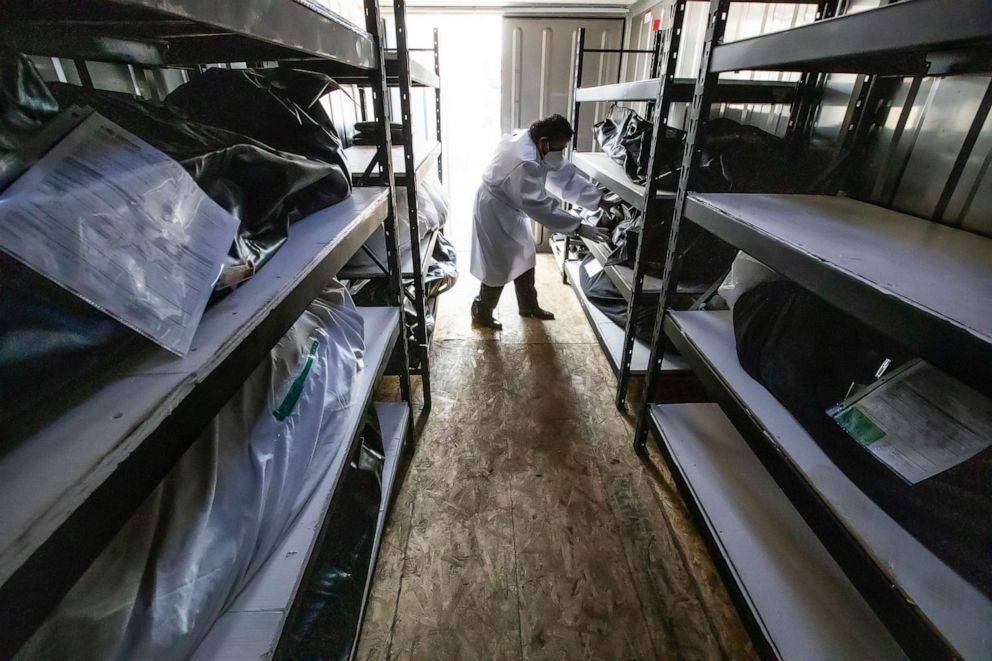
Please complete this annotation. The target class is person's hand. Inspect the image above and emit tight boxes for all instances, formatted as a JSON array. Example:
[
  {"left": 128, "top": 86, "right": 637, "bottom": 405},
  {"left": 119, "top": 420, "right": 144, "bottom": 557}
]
[
  {"left": 576, "top": 222, "right": 610, "bottom": 243},
  {"left": 598, "top": 197, "right": 619, "bottom": 213}
]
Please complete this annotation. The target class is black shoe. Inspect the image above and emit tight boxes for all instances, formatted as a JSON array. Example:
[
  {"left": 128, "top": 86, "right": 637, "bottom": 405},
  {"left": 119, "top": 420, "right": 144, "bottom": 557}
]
[
  {"left": 471, "top": 299, "right": 503, "bottom": 330},
  {"left": 519, "top": 306, "right": 555, "bottom": 320}
]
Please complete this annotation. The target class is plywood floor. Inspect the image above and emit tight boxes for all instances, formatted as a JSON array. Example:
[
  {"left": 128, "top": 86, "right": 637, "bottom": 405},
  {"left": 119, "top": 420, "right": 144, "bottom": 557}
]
[{"left": 359, "top": 253, "right": 755, "bottom": 660}]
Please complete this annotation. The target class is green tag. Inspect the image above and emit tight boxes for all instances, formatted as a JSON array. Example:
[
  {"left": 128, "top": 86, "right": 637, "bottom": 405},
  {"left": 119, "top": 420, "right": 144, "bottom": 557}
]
[
  {"left": 272, "top": 340, "right": 319, "bottom": 421},
  {"left": 833, "top": 407, "right": 886, "bottom": 447}
]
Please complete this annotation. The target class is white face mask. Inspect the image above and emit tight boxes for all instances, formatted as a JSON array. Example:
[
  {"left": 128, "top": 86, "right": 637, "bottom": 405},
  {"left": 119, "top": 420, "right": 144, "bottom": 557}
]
[{"left": 542, "top": 150, "right": 565, "bottom": 170}]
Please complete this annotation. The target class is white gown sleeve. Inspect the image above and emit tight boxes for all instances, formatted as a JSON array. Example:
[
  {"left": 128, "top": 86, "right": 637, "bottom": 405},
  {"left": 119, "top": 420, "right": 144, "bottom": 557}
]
[
  {"left": 506, "top": 161, "right": 582, "bottom": 234},
  {"left": 545, "top": 160, "right": 602, "bottom": 209}
]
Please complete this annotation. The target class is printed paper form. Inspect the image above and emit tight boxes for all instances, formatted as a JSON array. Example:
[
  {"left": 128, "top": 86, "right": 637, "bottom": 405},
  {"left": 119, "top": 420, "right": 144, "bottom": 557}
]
[
  {"left": 0, "top": 112, "right": 238, "bottom": 356},
  {"left": 831, "top": 360, "right": 992, "bottom": 484}
]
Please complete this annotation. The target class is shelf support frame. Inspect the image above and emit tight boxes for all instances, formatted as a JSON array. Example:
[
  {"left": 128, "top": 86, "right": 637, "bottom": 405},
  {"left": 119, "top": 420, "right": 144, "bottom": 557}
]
[
  {"left": 392, "top": 0, "right": 432, "bottom": 411},
  {"left": 615, "top": 0, "right": 688, "bottom": 410}
]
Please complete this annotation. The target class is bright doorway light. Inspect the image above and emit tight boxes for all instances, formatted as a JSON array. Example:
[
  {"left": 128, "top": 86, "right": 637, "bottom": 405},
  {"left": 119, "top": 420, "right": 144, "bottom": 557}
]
[{"left": 401, "top": 13, "right": 503, "bottom": 249}]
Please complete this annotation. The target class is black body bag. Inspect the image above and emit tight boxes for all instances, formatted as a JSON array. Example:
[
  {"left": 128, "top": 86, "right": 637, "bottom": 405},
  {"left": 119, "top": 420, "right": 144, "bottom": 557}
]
[
  {"left": 593, "top": 105, "right": 684, "bottom": 185},
  {"left": 734, "top": 280, "right": 992, "bottom": 597},
  {"left": 352, "top": 120, "right": 404, "bottom": 146},
  {"left": 578, "top": 255, "right": 656, "bottom": 342},
  {"left": 0, "top": 52, "right": 354, "bottom": 439}
]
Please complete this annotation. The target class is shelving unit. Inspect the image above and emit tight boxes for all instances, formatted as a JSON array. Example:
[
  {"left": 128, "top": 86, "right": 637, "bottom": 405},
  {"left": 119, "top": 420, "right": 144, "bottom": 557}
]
[
  {"left": 0, "top": 0, "right": 414, "bottom": 657},
  {"left": 685, "top": 193, "right": 992, "bottom": 392},
  {"left": 566, "top": 1, "right": 817, "bottom": 410},
  {"left": 648, "top": 403, "right": 899, "bottom": 659},
  {"left": 635, "top": 0, "right": 992, "bottom": 657},
  {"left": 339, "top": 16, "right": 444, "bottom": 408}
]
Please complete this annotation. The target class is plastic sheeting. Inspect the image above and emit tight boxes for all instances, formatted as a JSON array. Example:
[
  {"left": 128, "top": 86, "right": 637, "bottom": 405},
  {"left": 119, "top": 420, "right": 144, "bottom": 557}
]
[
  {"left": 0, "top": 256, "right": 141, "bottom": 440},
  {"left": 0, "top": 51, "right": 354, "bottom": 436},
  {"left": 603, "top": 198, "right": 736, "bottom": 283},
  {"left": 734, "top": 280, "right": 992, "bottom": 597},
  {"left": 20, "top": 282, "right": 367, "bottom": 661},
  {"left": 165, "top": 66, "right": 351, "bottom": 218},
  {"left": 716, "top": 251, "right": 780, "bottom": 310}
]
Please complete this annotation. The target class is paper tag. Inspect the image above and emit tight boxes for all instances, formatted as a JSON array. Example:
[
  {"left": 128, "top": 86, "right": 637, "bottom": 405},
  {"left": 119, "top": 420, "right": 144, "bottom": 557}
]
[{"left": 829, "top": 360, "right": 992, "bottom": 484}]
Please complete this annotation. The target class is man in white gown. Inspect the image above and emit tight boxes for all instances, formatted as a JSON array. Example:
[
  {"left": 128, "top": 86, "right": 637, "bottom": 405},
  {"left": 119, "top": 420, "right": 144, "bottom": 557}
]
[{"left": 470, "top": 114, "right": 611, "bottom": 329}]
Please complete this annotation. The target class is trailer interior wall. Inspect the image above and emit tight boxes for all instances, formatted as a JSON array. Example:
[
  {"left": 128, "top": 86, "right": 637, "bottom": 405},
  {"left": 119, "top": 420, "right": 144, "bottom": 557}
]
[{"left": 621, "top": 0, "right": 992, "bottom": 237}]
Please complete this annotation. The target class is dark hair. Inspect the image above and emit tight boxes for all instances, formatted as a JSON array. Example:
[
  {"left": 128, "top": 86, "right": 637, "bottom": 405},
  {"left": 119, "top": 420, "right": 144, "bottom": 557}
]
[{"left": 528, "top": 114, "right": 574, "bottom": 143}]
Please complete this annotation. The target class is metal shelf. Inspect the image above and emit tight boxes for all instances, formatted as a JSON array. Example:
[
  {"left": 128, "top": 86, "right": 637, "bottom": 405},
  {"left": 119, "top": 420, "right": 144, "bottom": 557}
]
[
  {"left": 648, "top": 403, "right": 900, "bottom": 660},
  {"left": 346, "top": 140, "right": 441, "bottom": 187},
  {"left": 685, "top": 193, "right": 992, "bottom": 395},
  {"left": 0, "top": 188, "right": 390, "bottom": 654},
  {"left": 710, "top": 0, "right": 992, "bottom": 75},
  {"left": 663, "top": 309, "right": 992, "bottom": 659},
  {"left": 0, "top": 0, "right": 377, "bottom": 68},
  {"left": 575, "top": 78, "right": 796, "bottom": 104},
  {"left": 339, "top": 226, "right": 438, "bottom": 280},
  {"left": 564, "top": 259, "right": 688, "bottom": 377},
  {"left": 190, "top": 339, "right": 406, "bottom": 660},
  {"left": 581, "top": 237, "right": 665, "bottom": 299},
  {"left": 571, "top": 151, "right": 676, "bottom": 208},
  {"left": 319, "top": 51, "right": 439, "bottom": 87}
]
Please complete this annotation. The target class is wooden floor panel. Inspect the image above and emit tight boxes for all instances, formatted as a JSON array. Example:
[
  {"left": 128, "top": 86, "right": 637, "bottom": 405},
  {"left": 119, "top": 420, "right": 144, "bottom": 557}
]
[{"left": 359, "top": 254, "right": 752, "bottom": 660}]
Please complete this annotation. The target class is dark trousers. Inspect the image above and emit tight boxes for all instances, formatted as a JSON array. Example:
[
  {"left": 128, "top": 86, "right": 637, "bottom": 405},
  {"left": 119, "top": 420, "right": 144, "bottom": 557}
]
[{"left": 477, "top": 267, "right": 538, "bottom": 313}]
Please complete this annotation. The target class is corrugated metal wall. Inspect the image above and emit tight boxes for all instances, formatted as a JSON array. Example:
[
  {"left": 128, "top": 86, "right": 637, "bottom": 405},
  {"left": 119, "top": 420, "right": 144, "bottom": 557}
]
[
  {"left": 622, "top": 1, "right": 814, "bottom": 133},
  {"left": 620, "top": 0, "right": 992, "bottom": 237},
  {"left": 501, "top": 17, "right": 625, "bottom": 151}
]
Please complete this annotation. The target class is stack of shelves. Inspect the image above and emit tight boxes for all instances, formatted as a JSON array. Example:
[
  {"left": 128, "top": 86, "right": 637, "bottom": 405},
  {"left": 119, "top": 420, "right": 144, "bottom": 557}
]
[
  {"left": 637, "top": 1, "right": 992, "bottom": 657},
  {"left": 0, "top": 0, "right": 414, "bottom": 657},
  {"left": 338, "top": 22, "right": 445, "bottom": 409},
  {"left": 564, "top": 1, "right": 813, "bottom": 409}
]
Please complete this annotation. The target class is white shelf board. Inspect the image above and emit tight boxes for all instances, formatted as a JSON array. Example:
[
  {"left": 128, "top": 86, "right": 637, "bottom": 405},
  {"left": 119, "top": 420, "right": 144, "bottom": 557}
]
[
  {"left": 649, "top": 403, "right": 900, "bottom": 659},
  {"left": 688, "top": 193, "right": 992, "bottom": 345},
  {"left": 575, "top": 77, "right": 795, "bottom": 104}
]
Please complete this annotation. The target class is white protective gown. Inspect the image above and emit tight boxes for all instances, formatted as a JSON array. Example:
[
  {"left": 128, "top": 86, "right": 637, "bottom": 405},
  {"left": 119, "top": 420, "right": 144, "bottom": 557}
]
[{"left": 471, "top": 130, "right": 601, "bottom": 286}]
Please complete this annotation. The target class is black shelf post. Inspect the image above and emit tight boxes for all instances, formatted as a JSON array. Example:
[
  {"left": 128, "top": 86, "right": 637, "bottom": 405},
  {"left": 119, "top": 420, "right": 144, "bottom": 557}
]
[
  {"left": 392, "top": 0, "right": 433, "bottom": 412},
  {"left": 365, "top": 0, "right": 413, "bottom": 414},
  {"left": 634, "top": 0, "right": 729, "bottom": 445},
  {"left": 615, "top": 0, "right": 688, "bottom": 410},
  {"left": 562, "top": 27, "right": 587, "bottom": 285}
]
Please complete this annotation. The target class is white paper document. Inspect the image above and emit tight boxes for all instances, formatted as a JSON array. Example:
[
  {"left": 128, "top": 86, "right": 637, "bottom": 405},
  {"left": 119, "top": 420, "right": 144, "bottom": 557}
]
[
  {"left": 0, "top": 112, "right": 238, "bottom": 356},
  {"left": 829, "top": 360, "right": 992, "bottom": 484}
]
